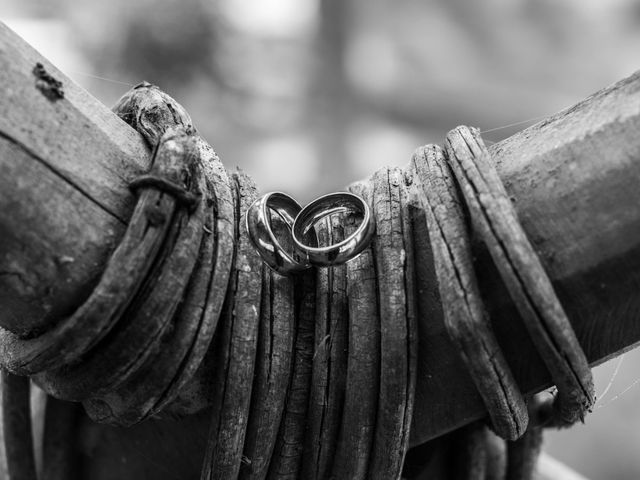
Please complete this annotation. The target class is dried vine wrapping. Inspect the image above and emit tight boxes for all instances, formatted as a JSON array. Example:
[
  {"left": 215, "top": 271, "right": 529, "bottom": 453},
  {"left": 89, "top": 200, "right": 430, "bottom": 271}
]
[
  {"left": 331, "top": 180, "right": 380, "bottom": 479},
  {"left": 0, "top": 128, "right": 192, "bottom": 376},
  {"left": 201, "top": 171, "right": 263, "bottom": 480},
  {"left": 300, "top": 215, "right": 349, "bottom": 480},
  {"left": 411, "top": 144, "right": 528, "bottom": 441},
  {"left": 36, "top": 131, "right": 206, "bottom": 401},
  {"left": 0, "top": 82, "right": 596, "bottom": 480},
  {"left": 444, "top": 126, "right": 595, "bottom": 427}
]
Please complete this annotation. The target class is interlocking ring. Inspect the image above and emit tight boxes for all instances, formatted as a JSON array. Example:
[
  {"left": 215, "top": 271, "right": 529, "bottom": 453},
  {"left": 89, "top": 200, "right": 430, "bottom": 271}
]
[
  {"left": 246, "top": 192, "right": 314, "bottom": 275},
  {"left": 292, "top": 192, "right": 375, "bottom": 267},
  {"left": 246, "top": 191, "right": 375, "bottom": 274}
]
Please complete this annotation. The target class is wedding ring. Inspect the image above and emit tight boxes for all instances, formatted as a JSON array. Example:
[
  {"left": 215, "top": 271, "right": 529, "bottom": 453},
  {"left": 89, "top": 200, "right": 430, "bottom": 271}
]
[
  {"left": 292, "top": 192, "right": 375, "bottom": 267},
  {"left": 245, "top": 192, "right": 315, "bottom": 275}
]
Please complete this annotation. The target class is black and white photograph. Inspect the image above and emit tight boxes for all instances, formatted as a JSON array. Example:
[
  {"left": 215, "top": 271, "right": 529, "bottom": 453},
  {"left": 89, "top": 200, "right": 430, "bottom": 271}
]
[{"left": 1, "top": 1, "right": 640, "bottom": 479}]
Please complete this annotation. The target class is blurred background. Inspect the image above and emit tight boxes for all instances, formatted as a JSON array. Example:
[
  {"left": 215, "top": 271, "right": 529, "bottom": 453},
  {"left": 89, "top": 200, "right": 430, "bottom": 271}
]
[{"left": 3, "top": 0, "right": 640, "bottom": 477}]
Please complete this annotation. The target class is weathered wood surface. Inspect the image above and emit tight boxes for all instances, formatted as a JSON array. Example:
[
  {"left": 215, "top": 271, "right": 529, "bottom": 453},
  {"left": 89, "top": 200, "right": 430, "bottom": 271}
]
[
  {"left": 2, "top": 20, "right": 640, "bottom": 473},
  {"left": 0, "top": 23, "right": 149, "bottom": 336}
]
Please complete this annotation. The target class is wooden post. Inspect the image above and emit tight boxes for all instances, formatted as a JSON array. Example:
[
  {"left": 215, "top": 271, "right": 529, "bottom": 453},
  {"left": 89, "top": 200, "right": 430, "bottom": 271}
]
[
  {"left": 2, "top": 20, "right": 640, "bottom": 463},
  {"left": 0, "top": 23, "right": 150, "bottom": 337}
]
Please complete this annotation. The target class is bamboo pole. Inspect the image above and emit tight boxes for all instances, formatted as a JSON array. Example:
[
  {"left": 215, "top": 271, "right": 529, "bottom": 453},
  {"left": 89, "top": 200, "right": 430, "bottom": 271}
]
[{"left": 1, "top": 20, "right": 640, "bottom": 463}]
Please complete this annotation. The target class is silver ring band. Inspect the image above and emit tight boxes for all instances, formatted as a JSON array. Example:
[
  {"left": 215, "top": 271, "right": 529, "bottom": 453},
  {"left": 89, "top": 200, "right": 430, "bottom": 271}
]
[
  {"left": 292, "top": 192, "right": 375, "bottom": 267},
  {"left": 245, "top": 192, "right": 314, "bottom": 275}
]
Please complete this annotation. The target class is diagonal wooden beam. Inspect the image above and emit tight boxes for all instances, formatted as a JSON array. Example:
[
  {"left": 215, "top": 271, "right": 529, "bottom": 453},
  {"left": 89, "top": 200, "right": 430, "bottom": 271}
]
[
  {"left": 1, "top": 20, "right": 640, "bottom": 460},
  {"left": 411, "top": 71, "right": 640, "bottom": 444}
]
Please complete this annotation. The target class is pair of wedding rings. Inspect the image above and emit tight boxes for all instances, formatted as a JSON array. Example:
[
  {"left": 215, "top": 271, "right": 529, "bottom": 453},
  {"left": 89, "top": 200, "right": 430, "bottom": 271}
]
[{"left": 245, "top": 191, "right": 376, "bottom": 276}]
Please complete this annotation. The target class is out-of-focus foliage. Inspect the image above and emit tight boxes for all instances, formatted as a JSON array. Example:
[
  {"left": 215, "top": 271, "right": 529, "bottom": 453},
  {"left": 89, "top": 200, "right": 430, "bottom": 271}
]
[{"left": 4, "top": 1, "right": 640, "bottom": 477}]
